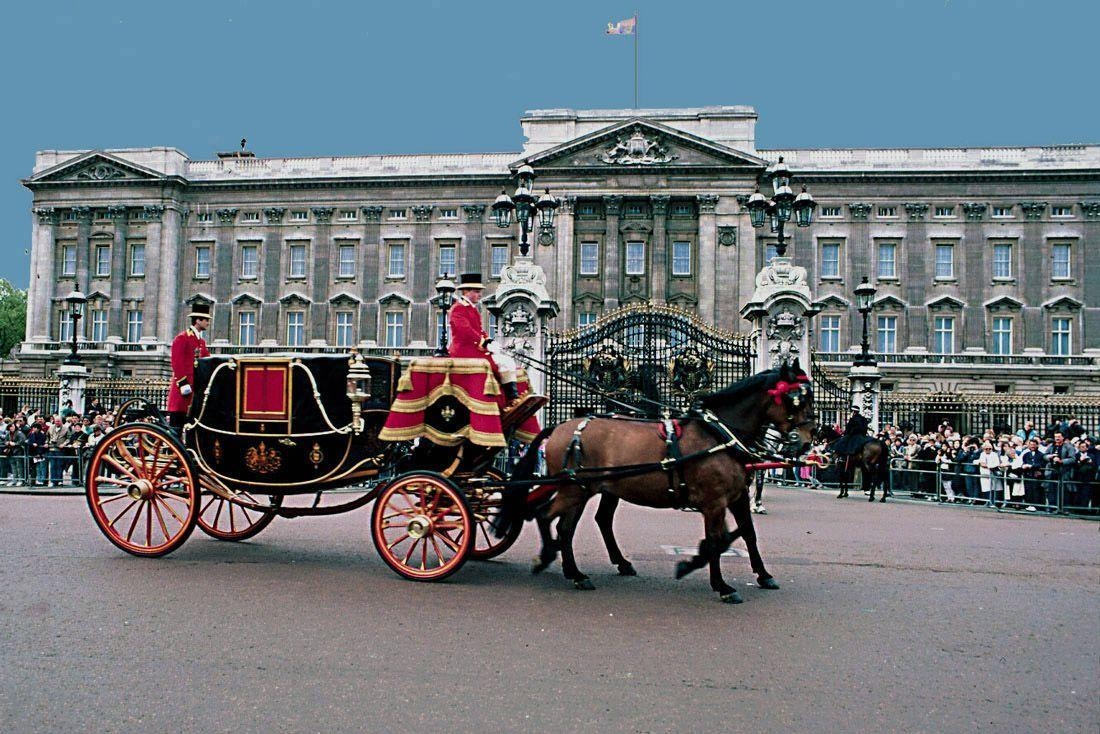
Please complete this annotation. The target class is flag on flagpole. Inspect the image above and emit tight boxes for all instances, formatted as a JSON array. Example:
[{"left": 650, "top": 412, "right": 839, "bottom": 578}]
[{"left": 605, "top": 16, "right": 636, "bottom": 35}]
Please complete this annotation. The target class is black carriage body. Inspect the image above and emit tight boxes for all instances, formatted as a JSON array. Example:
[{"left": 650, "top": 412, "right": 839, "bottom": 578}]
[{"left": 187, "top": 354, "right": 400, "bottom": 494}]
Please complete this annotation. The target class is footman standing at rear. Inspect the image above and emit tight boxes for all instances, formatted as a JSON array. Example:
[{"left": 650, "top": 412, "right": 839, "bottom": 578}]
[
  {"left": 168, "top": 303, "right": 212, "bottom": 432},
  {"left": 448, "top": 272, "right": 521, "bottom": 404}
]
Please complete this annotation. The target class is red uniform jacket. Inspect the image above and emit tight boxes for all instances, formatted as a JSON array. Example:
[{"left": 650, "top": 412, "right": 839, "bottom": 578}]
[
  {"left": 167, "top": 327, "right": 210, "bottom": 414},
  {"left": 448, "top": 298, "right": 502, "bottom": 373}
]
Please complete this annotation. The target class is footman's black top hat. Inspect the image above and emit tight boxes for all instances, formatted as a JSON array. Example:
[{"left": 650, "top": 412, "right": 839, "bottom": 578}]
[
  {"left": 188, "top": 302, "right": 213, "bottom": 320},
  {"left": 457, "top": 273, "right": 485, "bottom": 290}
]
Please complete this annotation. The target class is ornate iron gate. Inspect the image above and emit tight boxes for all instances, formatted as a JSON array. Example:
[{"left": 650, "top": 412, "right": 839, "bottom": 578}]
[
  {"left": 543, "top": 304, "right": 755, "bottom": 425},
  {"left": 809, "top": 353, "right": 851, "bottom": 432}
]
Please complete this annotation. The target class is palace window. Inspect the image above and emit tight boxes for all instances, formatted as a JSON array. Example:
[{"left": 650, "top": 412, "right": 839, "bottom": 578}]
[
  {"left": 765, "top": 243, "right": 778, "bottom": 263},
  {"left": 491, "top": 245, "right": 509, "bottom": 278},
  {"left": 1051, "top": 205, "right": 1073, "bottom": 218},
  {"left": 338, "top": 209, "right": 357, "bottom": 222},
  {"left": 819, "top": 315, "right": 840, "bottom": 352},
  {"left": 129, "top": 243, "right": 146, "bottom": 277},
  {"left": 1051, "top": 242, "right": 1072, "bottom": 279},
  {"left": 877, "top": 242, "right": 897, "bottom": 279},
  {"left": 820, "top": 241, "right": 841, "bottom": 279},
  {"left": 242, "top": 211, "right": 260, "bottom": 223},
  {"left": 237, "top": 311, "right": 256, "bottom": 346},
  {"left": 819, "top": 206, "right": 842, "bottom": 218},
  {"left": 59, "top": 311, "right": 74, "bottom": 343},
  {"left": 388, "top": 209, "right": 407, "bottom": 220},
  {"left": 577, "top": 311, "right": 597, "bottom": 328},
  {"left": 286, "top": 311, "right": 305, "bottom": 347},
  {"left": 877, "top": 206, "right": 897, "bottom": 218},
  {"left": 337, "top": 243, "right": 356, "bottom": 279},
  {"left": 438, "top": 243, "right": 456, "bottom": 278},
  {"left": 579, "top": 241, "right": 599, "bottom": 275},
  {"left": 577, "top": 203, "right": 599, "bottom": 217},
  {"left": 934, "top": 243, "right": 954, "bottom": 279},
  {"left": 95, "top": 245, "right": 111, "bottom": 277},
  {"left": 992, "top": 317, "right": 1013, "bottom": 355},
  {"left": 670, "top": 202, "right": 694, "bottom": 217},
  {"left": 197, "top": 212, "right": 213, "bottom": 223},
  {"left": 671, "top": 241, "right": 691, "bottom": 276},
  {"left": 934, "top": 206, "right": 955, "bottom": 218},
  {"left": 126, "top": 310, "right": 143, "bottom": 342},
  {"left": 91, "top": 309, "right": 107, "bottom": 342},
  {"left": 384, "top": 311, "right": 405, "bottom": 347},
  {"left": 933, "top": 316, "right": 955, "bottom": 354},
  {"left": 992, "top": 243, "right": 1013, "bottom": 280},
  {"left": 290, "top": 210, "right": 309, "bottom": 222},
  {"left": 624, "top": 202, "right": 646, "bottom": 217},
  {"left": 195, "top": 245, "right": 211, "bottom": 278},
  {"left": 439, "top": 208, "right": 458, "bottom": 220},
  {"left": 288, "top": 243, "right": 307, "bottom": 278},
  {"left": 877, "top": 315, "right": 897, "bottom": 354},
  {"left": 240, "top": 244, "right": 258, "bottom": 279},
  {"left": 625, "top": 241, "right": 646, "bottom": 275},
  {"left": 1051, "top": 317, "right": 1072, "bottom": 356},
  {"left": 387, "top": 242, "right": 406, "bottom": 278},
  {"left": 61, "top": 245, "right": 76, "bottom": 277},
  {"left": 992, "top": 205, "right": 1014, "bottom": 218},
  {"left": 334, "top": 311, "right": 354, "bottom": 347}
]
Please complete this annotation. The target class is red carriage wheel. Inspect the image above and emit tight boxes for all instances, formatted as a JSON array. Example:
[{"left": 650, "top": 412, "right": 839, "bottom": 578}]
[
  {"left": 197, "top": 490, "right": 282, "bottom": 541},
  {"left": 112, "top": 397, "right": 152, "bottom": 428},
  {"left": 371, "top": 472, "right": 473, "bottom": 581},
  {"left": 85, "top": 424, "right": 199, "bottom": 557},
  {"left": 463, "top": 469, "right": 523, "bottom": 561}
]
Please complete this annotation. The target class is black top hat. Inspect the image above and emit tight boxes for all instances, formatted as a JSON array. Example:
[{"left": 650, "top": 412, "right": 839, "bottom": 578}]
[
  {"left": 457, "top": 272, "right": 485, "bottom": 290},
  {"left": 188, "top": 302, "right": 213, "bottom": 320}
]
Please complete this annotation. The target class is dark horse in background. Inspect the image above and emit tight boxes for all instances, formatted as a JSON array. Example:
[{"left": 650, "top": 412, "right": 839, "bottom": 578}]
[
  {"left": 505, "top": 360, "right": 816, "bottom": 604},
  {"left": 819, "top": 425, "right": 892, "bottom": 502}
]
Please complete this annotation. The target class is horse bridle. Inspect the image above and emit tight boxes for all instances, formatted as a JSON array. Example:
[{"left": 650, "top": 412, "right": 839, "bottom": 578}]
[{"left": 766, "top": 375, "right": 816, "bottom": 456}]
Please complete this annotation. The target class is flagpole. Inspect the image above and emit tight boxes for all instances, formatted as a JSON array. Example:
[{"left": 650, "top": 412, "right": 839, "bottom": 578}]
[{"left": 634, "top": 12, "right": 639, "bottom": 108}]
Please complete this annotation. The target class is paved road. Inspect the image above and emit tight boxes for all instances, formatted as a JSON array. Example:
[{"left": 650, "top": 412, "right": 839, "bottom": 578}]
[{"left": 2, "top": 488, "right": 1096, "bottom": 733}]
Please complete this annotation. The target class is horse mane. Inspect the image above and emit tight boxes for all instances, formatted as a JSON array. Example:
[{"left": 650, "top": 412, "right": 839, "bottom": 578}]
[{"left": 697, "top": 366, "right": 802, "bottom": 410}]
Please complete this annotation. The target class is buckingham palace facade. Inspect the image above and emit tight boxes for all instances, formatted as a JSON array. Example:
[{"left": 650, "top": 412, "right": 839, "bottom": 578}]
[{"left": 18, "top": 106, "right": 1100, "bottom": 396}]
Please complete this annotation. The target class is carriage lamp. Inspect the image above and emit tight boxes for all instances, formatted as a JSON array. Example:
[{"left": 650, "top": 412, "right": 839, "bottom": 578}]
[
  {"left": 854, "top": 276, "right": 878, "bottom": 367},
  {"left": 63, "top": 283, "right": 87, "bottom": 366},
  {"left": 746, "top": 156, "right": 814, "bottom": 259},
  {"left": 491, "top": 164, "right": 558, "bottom": 257},
  {"left": 345, "top": 351, "right": 374, "bottom": 434},
  {"left": 433, "top": 275, "right": 456, "bottom": 357}
]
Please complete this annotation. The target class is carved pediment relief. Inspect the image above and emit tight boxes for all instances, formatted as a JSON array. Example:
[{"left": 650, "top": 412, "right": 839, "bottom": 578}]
[{"left": 28, "top": 152, "right": 166, "bottom": 184}]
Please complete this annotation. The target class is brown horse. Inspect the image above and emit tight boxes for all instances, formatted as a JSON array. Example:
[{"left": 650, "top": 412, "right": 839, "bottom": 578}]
[
  {"left": 508, "top": 360, "right": 816, "bottom": 603},
  {"left": 820, "top": 427, "right": 892, "bottom": 501}
]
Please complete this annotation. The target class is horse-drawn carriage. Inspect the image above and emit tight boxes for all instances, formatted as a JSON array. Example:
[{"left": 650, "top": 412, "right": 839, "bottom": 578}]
[{"left": 85, "top": 347, "right": 817, "bottom": 601}]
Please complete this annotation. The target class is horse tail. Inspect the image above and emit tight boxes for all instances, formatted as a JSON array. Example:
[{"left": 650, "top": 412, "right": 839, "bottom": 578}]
[{"left": 493, "top": 425, "right": 555, "bottom": 539}]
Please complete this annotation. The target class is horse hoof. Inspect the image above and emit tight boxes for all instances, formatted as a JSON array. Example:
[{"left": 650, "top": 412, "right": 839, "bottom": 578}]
[
  {"left": 879, "top": 498, "right": 887, "bottom": 503},
  {"left": 674, "top": 560, "right": 693, "bottom": 580},
  {"left": 617, "top": 562, "right": 638, "bottom": 577},
  {"left": 719, "top": 590, "right": 744, "bottom": 604},
  {"left": 837, "top": 493, "right": 846, "bottom": 499},
  {"left": 573, "top": 578, "right": 595, "bottom": 591},
  {"left": 531, "top": 555, "right": 554, "bottom": 575},
  {"left": 753, "top": 504, "right": 767, "bottom": 515},
  {"left": 868, "top": 496, "right": 875, "bottom": 502},
  {"left": 758, "top": 577, "right": 780, "bottom": 590}
]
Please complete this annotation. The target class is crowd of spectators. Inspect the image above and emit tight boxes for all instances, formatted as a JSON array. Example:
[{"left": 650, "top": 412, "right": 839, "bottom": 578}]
[
  {"left": 0, "top": 398, "right": 116, "bottom": 487},
  {"left": 799, "top": 416, "right": 1099, "bottom": 513}
]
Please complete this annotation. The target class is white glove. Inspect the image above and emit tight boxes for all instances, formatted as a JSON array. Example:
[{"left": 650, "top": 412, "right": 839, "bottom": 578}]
[
  {"left": 179, "top": 384, "right": 192, "bottom": 397},
  {"left": 485, "top": 340, "right": 503, "bottom": 356}
]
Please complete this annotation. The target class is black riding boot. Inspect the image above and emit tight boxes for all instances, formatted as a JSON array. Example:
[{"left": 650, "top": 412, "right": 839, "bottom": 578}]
[{"left": 502, "top": 381, "right": 520, "bottom": 404}]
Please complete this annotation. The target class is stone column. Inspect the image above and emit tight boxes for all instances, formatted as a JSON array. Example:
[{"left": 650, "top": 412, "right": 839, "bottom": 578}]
[
  {"left": 361, "top": 206, "right": 384, "bottom": 343},
  {"left": 58, "top": 363, "right": 89, "bottom": 415},
  {"left": 553, "top": 196, "right": 575, "bottom": 326},
  {"left": 650, "top": 195, "right": 669, "bottom": 304},
  {"left": 107, "top": 206, "right": 129, "bottom": 340},
  {"left": 462, "top": 204, "right": 486, "bottom": 275},
  {"left": 73, "top": 206, "right": 93, "bottom": 295},
  {"left": 486, "top": 256, "right": 559, "bottom": 396},
  {"left": 153, "top": 205, "right": 182, "bottom": 343},
  {"left": 602, "top": 195, "right": 622, "bottom": 310},
  {"left": 697, "top": 194, "right": 719, "bottom": 322},
  {"left": 848, "top": 363, "right": 883, "bottom": 433},
  {"left": 741, "top": 257, "right": 820, "bottom": 373},
  {"left": 410, "top": 204, "right": 434, "bottom": 343},
  {"left": 308, "top": 207, "right": 335, "bottom": 345},
  {"left": 28, "top": 208, "right": 58, "bottom": 340},
  {"left": 960, "top": 203, "right": 987, "bottom": 350},
  {"left": 1019, "top": 201, "right": 1047, "bottom": 349}
]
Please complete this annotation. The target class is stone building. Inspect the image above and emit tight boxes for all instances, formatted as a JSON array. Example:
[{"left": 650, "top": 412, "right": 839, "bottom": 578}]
[{"left": 18, "top": 106, "right": 1100, "bottom": 406}]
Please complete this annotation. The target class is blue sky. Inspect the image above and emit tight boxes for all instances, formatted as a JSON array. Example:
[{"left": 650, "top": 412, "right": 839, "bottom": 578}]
[{"left": 3, "top": 0, "right": 1095, "bottom": 289}]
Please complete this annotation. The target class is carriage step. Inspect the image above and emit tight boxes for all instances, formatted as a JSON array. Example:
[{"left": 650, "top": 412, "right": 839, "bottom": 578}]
[{"left": 501, "top": 394, "right": 548, "bottom": 431}]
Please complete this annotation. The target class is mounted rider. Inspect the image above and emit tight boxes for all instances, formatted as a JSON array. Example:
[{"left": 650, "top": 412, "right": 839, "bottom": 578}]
[
  {"left": 830, "top": 405, "right": 871, "bottom": 461},
  {"left": 448, "top": 272, "right": 522, "bottom": 405}
]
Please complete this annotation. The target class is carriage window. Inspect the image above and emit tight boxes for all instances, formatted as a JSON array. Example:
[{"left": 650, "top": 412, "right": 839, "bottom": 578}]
[
  {"left": 238, "top": 311, "right": 257, "bottom": 346},
  {"left": 286, "top": 311, "right": 305, "bottom": 347},
  {"left": 129, "top": 242, "right": 146, "bottom": 277},
  {"left": 671, "top": 241, "right": 691, "bottom": 276},
  {"left": 91, "top": 309, "right": 107, "bottom": 342},
  {"left": 579, "top": 241, "right": 599, "bottom": 276},
  {"left": 337, "top": 244, "right": 356, "bottom": 279},
  {"left": 625, "top": 241, "right": 645, "bottom": 275},
  {"left": 491, "top": 245, "right": 509, "bottom": 278},
  {"left": 195, "top": 245, "right": 211, "bottom": 278},
  {"left": 334, "top": 311, "right": 354, "bottom": 347},
  {"left": 384, "top": 311, "right": 405, "bottom": 347},
  {"left": 877, "top": 315, "right": 897, "bottom": 354},
  {"left": 95, "top": 245, "right": 111, "bottom": 277},
  {"left": 126, "top": 310, "right": 143, "bottom": 343},
  {"left": 240, "top": 244, "right": 258, "bottom": 279},
  {"left": 387, "top": 243, "right": 406, "bottom": 278},
  {"left": 287, "top": 243, "right": 307, "bottom": 279},
  {"left": 438, "top": 243, "right": 456, "bottom": 278},
  {"left": 819, "top": 315, "right": 840, "bottom": 352}
]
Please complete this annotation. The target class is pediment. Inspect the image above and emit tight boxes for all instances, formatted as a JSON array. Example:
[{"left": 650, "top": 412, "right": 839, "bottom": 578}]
[
  {"left": 27, "top": 151, "right": 167, "bottom": 184},
  {"left": 231, "top": 292, "right": 261, "bottom": 306},
  {"left": 378, "top": 292, "right": 411, "bottom": 307},
  {"left": 1042, "top": 295, "right": 1083, "bottom": 311},
  {"left": 873, "top": 295, "right": 907, "bottom": 310},
  {"left": 816, "top": 294, "right": 851, "bottom": 310},
  {"left": 926, "top": 295, "right": 966, "bottom": 310},
  {"left": 329, "top": 291, "right": 361, "bottom": 306},
  {"left": 186, "top": 293, "right": 216, "bottom": 306},
  {"left": 86, "top": 290, "right": 110, "bottom": 302},
  {"left": 984, "top": 295, "right": 1024, "bottom": 311},
  {"left": 667, "top": 292, "right": 699, "bottom": 308},
  {"left": 279, "top": 291, "right": 312, "bottom": 306},
  {"left": 515, "top": 119, "right": 768, "bottom": 173}
]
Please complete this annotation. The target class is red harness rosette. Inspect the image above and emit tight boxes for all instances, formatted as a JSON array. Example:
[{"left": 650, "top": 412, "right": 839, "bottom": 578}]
[{"left": 766, "top": 374, "right": 810, "bottom": 406}]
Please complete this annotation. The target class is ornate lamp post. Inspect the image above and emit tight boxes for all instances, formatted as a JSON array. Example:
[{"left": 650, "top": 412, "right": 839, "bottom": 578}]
[
  {"left": 63, "top": 284, "right": 87, "bottom": 366},
  {"left": 853, "top": 276, "right": 877, "bottom": 366},
  {"left": 433, "top": 274, "right": 456, "bottom": 357},
  {"left": 745, "top": 156, "right": 816, "bottom": 259},
  {"left": 491, "top": 164, "right": 559, "bottom": 258}
]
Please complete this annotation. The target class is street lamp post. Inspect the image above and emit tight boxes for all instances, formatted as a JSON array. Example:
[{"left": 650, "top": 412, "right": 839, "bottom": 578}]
[
  {"left": 491, "top": 164, "right": 559, "bottom": 258},
  {"left": 63, "top": 284, "right": 87, "bottom": 366},
  {"left": 854, "top": 276, "right": 878, "bottom": 366},
  {"left": 433, "top": 274, "right": 456, "bottom": 357},
  {"left": 744, "top": 156, "right": 816, "bottom": 259}
]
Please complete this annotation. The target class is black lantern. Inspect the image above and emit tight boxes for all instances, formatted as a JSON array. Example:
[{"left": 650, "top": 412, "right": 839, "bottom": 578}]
[
  {"left": 747, "top": 155, "right": 814, "bottom": 260},
  {"left": 63, "top": 284, "right": 87, "bottom": 366},
  {"left": 433, "top": 274, "right": 456, "bottom": 357},
  {"left": 853, "top": 276, "right": 878, "bottom": 366},
  {"left": 492, "top": 164, "right": 557, "bottom": 258}
]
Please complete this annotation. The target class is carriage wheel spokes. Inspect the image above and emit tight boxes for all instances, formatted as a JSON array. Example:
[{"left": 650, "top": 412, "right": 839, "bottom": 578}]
[
  {"left": 458, "top": 469, "right": 523, "bottom": 561},
  {"left": 85, "top": 424, "right": 199, "bottom": 557},
  {"left": 371, "top": 472, "right": 473, "bottom": 581},
  {"left": 196, "top": 488, "right": 282, "bottom": 542}
]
